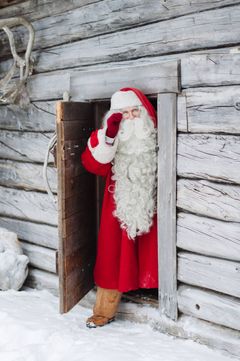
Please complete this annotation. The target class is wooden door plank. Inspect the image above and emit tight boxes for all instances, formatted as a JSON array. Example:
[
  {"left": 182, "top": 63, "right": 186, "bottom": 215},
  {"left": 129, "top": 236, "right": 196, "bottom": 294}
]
[{"left": 56, "top": 100, "right": 97, "bottom": 313}]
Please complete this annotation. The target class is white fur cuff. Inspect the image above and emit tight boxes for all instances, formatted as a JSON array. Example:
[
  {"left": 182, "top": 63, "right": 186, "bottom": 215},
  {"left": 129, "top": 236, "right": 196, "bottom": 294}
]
[{"left": 88, "top": 127, "right": 119, "bottom": 164}]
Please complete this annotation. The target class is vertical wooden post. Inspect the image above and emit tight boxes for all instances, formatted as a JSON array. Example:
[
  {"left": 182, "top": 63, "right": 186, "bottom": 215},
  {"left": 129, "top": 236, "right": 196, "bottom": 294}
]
[{"left": 157, "top": 93, "right": 178, "bottom": 321}]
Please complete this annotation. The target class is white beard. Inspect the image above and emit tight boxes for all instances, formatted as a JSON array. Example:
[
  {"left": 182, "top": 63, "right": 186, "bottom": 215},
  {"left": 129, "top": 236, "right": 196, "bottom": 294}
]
[{"left": 110, "top": 111, "right": 157, "bottom": 240}]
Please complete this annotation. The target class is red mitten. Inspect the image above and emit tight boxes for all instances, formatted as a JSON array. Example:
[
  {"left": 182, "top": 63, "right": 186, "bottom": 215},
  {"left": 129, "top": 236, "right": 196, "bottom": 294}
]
[{"left": 106, "top": 112, "right": 123, "bottom": 138}]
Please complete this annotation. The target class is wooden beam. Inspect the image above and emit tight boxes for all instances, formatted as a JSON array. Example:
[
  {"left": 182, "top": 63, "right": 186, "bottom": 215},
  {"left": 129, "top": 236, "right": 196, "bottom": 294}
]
[
  {"left": 177, "top": 213, "right": 240, "bottom": 261},
  {"left": 0, "top": 159, "right": 57, "bottom": 192},
  {"left": 178, "top": 284, "right": 240, "bottom": 331},
  {"left": 177, "top": 134, "right": 240, "bottom": 185},
  {"left": 0, "top": 130, "right": 54, "bottom": 163},
  {"left": 25, "top": 267, "right": 59, "bottom": 296},
  {"left": 0, "top": 186, "right": 58, "bottom": 226},
  {"left": 1, "top": 0, "right": 237, "bottom": 54},
  {"left": 0, "top": 101, "right": 56, "bottom": 132},
  {"left": 20, "top": 241, "right": 57, "bottom": 273},
  {"left": 0, "top": 216, "right": 58, "bottom": 249},
  {"left": 157, "top": 93, "right": 178, "bottom": 320},
  {"left": 177, "top": 179, "right": 240, "bottom": 222},
  {"left": 178, "top": 251, "right": 240, "bottom": 298},
  {"left": 183, "top": 85, "right": 240, "bottom": 133}
]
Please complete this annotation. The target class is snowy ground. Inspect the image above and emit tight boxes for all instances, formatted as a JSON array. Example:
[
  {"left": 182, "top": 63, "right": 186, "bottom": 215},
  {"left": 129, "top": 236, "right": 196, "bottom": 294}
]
[{"left": 0, "top": 288, "right": 237, "bottom": 361}]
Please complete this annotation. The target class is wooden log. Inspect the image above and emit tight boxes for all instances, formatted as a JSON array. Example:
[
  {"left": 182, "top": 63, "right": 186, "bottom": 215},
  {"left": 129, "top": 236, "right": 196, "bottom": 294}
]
[
  {"left": 177, "top": 213, "right": 240, "bottom": 261},
  {"left": 177, "top": 179, "right": 240, "bottom": 222},
  {"left": 178, "top": 251, "right": 240, "bottom": 298},
  {"left": 2, "top": 3, "right": 240, "bottom": 70},
  {"left": 25, "top": 267, "right": 59, "bottom": 296},
  {"left": 183, "top": 86, "right": 240, "bottom": 133},
  {"left": 177, "top": 134, "right": 240, "bottom": 185},
  {"left": 0, "top": 159, "right": 57, "bottom": 192},
  {"left": 178, "top": 284, "right": 240, "bottom": 331},
  {"left": 0, "top": 101, "right": 56, "bottom": 131},
  {"left": 0, "top": 216, "right": 58, "bottom": 249},
  {"left": 0, "top": 186, "right": 58, "bottom": 226},
  {"left": 0, "top": 130, "right": 54, "bottom": 163},
  {"left": 20, "top": 241, "right": 56, "bottom": 273},
  {"left": 0, "top": 0, "right": 96, "bottom": 19},
  {"left": 0, "top": 0, "right": 237, "bottom": 45},
  {"left": 182, "top": 54, "right": 240, "bottom": 87}
]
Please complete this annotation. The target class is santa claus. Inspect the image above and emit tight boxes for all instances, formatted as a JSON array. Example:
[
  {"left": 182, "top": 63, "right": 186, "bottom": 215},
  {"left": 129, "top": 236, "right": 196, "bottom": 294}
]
[{"left": 81, "top": 87, "right": 158, "bottom": 328}]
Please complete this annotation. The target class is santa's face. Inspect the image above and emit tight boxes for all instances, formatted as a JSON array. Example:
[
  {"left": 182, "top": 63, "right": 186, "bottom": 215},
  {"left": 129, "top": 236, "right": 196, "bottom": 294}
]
[{"left": 111, "top": 106, "right": 158, "bottom": 240}]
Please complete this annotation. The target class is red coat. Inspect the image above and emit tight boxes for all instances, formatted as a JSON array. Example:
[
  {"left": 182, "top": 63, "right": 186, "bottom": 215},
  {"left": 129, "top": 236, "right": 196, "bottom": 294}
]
[{"left": 81, "top": 127, "right": 158, "bottom": 292}]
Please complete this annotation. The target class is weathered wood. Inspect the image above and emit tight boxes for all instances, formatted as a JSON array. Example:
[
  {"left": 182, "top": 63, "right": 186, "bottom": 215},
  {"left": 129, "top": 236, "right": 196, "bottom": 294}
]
[
  {"left": 0, "top": 216, "right": 58, "bottom": 249},
  {"left": 178, "top": 251, "right": 240, "bottom": 298},
  {"left": 177, "top": 94, "right": 188, "bottom": 132},
  {"left": 0, "top": 186, "right": 58, "bottom": 226},
  {"left": 177, "top": 213, "right": 240, "bottom": 262},
  {"left": 0, "top": 159, "right": 57, "bottom": 192},
  {"left": 183, "top": 86, "right": 240, "bottom": 133},
  {"left": 72, "top": 61, "right": 180, "bottom": 99},
  {"left": 2, "top": 4, "right": 240, "bottom": 73},
  {"left": 178, "top": 284, "right": 240, "bottom": 331},
  {"left": 1, "top": 0, "right": 238, "bottom": 57},
  {"left": 177, "top": 179, "right": 240, "bottom": 222},
  {"left": 0, "top": 101, "right": 56, "bottom": 131},
  {"left": 0, "top": 0, "right": 96, "bottom": 19},
  {"left": 177, "top": 134, "right": 240, "bottom": 185},
  {"left": 24, "top": 60, "right": 180, "bottom": 102},
  {"left": 57, "top": 101, "right": 97, "bottom": 314},
  {"left": 0, "top": 130, "right": 54, "bottom": 163},
  {"left": 157, "top": 93, "right": 178, "bottom": 321},
  {"left": 26, "top": 267, "right": 58, "bottom": 296},
  {"left": 182, "top": 54, "right": 240, "bottom": 88},
  {"left": 20, "top": 241, "right": 56, "bottom": 273},
  {"left": 0, "top": 0, "right": 25, "bottom": 8}
]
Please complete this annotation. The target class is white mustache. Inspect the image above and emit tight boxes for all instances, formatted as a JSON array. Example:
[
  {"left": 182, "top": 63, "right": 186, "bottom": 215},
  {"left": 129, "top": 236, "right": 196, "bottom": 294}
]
[{"left": 117, "top": 117, "right": 152, "bottom": 141}]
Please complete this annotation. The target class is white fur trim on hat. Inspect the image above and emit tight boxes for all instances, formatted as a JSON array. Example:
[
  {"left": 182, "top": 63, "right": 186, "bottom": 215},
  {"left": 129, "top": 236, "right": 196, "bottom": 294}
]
[{"left": 110, "top": 90, "right": 142, "bottom": 110}]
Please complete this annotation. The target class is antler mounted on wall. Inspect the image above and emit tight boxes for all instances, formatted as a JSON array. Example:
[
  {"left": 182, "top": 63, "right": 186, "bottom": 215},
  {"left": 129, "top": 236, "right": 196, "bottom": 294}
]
[{"left": 0, "top": 17, "right": 35, "bottom": 107}]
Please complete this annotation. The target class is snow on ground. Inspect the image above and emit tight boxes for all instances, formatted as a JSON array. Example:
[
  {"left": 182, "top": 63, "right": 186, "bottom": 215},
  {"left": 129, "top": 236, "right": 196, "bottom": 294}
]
[{"left": 0, "top": 288, "right": 236, "bottom": 361}]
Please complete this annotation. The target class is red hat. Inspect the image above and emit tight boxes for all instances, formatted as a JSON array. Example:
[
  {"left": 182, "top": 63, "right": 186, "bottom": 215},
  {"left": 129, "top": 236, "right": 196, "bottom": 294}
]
[{"left": 117, "top": 88, "right": 157, "bottom": 127}]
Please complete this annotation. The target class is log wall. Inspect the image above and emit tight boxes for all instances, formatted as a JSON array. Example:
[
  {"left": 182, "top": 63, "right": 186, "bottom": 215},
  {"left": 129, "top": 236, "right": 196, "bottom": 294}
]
[{"left": 0, "top": 0, "right": 240, "bottom": 338}]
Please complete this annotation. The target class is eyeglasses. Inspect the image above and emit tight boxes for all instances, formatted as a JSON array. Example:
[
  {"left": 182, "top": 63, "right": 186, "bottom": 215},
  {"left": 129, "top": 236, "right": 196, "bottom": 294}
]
[{"left": 121, "top": 106, "right": 141, "bottom": 119}]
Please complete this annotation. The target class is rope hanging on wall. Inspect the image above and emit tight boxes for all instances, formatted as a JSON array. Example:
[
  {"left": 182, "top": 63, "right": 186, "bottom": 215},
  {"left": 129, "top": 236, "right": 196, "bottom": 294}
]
[{"left": 0, "top": 17, "right": 35, "bottom": 107}]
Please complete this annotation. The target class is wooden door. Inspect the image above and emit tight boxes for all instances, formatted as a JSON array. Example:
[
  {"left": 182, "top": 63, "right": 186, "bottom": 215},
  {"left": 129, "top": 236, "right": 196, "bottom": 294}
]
[{"left": 56, "top": 101, "right": 96, "bottom": 313}]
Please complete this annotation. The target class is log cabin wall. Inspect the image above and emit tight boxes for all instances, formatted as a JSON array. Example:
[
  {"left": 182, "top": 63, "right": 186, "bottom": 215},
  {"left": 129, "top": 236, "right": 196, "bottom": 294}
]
[{"left": 0, "top": 0, "right": 240, "bottom": 331}]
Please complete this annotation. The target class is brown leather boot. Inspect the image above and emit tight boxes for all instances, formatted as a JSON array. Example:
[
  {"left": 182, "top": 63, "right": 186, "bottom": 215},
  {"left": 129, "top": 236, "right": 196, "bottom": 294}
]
[{"left": 86, "top": 287, "right": 122, "bottom": 328}]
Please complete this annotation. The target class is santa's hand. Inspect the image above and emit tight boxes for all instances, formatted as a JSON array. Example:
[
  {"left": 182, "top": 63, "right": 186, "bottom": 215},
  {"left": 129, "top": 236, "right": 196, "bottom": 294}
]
[{"left": 106, "top": 112, "right": 123, "bottom": 139}]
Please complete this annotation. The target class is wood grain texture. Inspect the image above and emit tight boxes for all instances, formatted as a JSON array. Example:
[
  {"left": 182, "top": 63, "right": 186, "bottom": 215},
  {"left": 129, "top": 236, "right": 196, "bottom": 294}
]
[
  {"left": 0, "top": 216, "right": 58, "bottom": 249},
  {"left": 182, "top": 85, "right": 240, "bottom": 133},
  {"left": 26, "top": 267, "right": 59, "bottom": 296},
  {"left": 182, "top": 54, "right": 240, "bottom": 87},
  {"left": 2, "top": 4, "right": 240, "bottom": 72},
  {"left": 57, "top": 101, "right": 96, "bottom": 314},
  {"left": 178, "top": 251, "right": 240, "bottom": 298},
  {"left": 21, "top": 241, "right": 56, "bottom": 273},
  {"left": 0, "top": 101, "right": 56, "bottom": 131},
  {"left": 0, "top": 130, "right": 54, "bottom": 163},
  {"left": 177, "top": 179, "right": 240, "bottom": 222},
  {"left": 177, "top": 213, "right": 240, "bottom": 261},
  {"left": 177, "top": 134, "right": 240, "bottom": 184},
  {"left": 157, "top": 93, "right": 178, "bottom": 321},
  {"left": 0, "top": 186, "right": 57, "bottom": 226},
  {"left": 1, "top": 0, "right": 237, "bottom": 53},
  {"left": 0, "top": 159, "right": 57, "bottom": 192},
  {"left": 178, "top": 284, "right": 240, "bottom": 331}
]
